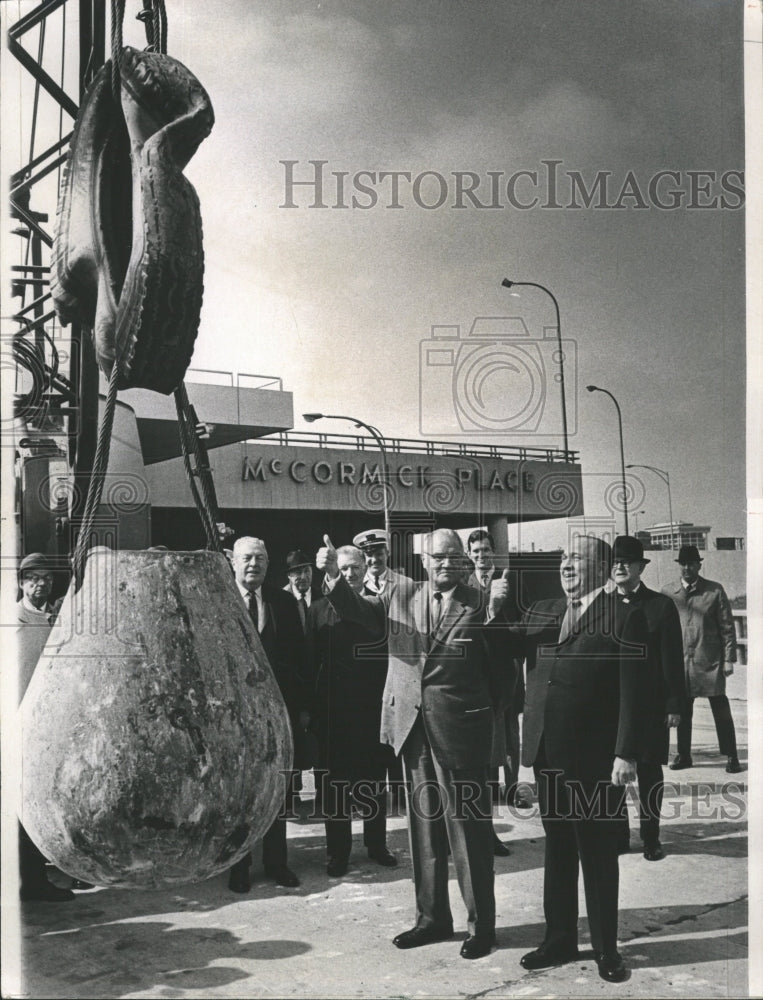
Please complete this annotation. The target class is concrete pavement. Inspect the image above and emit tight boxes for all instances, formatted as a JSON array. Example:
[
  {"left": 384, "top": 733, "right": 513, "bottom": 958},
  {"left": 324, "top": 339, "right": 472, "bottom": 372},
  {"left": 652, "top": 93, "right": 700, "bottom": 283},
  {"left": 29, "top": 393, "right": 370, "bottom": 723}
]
[{"left": 4, "top": 673, "right": 750, "bottom": 999}]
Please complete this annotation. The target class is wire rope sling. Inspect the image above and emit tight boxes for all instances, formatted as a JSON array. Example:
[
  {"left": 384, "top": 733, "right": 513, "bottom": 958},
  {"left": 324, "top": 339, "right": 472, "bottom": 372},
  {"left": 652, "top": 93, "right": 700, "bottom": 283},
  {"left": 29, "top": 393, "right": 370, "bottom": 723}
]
[{"left": 19, "top": 0, "right": 293, "bottom": 888}]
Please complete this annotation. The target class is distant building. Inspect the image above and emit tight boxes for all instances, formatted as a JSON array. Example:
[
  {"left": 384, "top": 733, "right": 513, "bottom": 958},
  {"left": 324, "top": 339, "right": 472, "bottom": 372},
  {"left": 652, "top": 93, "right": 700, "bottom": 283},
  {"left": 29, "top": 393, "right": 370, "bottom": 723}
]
[
  {"left": 715, "top": 536, "right": 745, "bottom": 551},
  {"left": 643, "top": 522, "right": 711, "bottom": 551}
]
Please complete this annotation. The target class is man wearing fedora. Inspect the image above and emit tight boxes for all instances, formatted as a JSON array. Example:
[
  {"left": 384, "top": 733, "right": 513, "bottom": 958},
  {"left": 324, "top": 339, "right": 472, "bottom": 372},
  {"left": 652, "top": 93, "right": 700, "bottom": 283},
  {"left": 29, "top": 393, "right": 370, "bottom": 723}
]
[
  {"left": 611, "top": 536, "right": 687, "bottom": 861},
  {"left": 662, "top": 545, "right": 741, "bottom": 774},
  {"left": 283, "top": 549, "right": 322, "bottom": 809},
  {"left": 283, "top": 549, "right": 322, "bottom": 630}
]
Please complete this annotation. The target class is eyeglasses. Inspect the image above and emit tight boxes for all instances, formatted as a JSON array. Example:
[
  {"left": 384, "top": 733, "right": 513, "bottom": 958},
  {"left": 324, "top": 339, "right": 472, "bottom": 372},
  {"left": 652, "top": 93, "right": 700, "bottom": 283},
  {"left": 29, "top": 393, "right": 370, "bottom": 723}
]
[{"left": 23, "top": 572, "right": 53, "bottom": 583}]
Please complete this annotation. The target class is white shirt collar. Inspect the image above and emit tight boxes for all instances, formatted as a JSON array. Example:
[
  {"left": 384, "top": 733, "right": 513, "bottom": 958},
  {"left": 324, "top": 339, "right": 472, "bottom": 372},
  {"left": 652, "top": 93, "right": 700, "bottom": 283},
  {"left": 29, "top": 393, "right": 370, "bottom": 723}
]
[
  {"left": 290, "top": 585, "right": 310, "bottom": 605},
  {"left": 569, "top": 586, "right": 603, "bottom": 616}
]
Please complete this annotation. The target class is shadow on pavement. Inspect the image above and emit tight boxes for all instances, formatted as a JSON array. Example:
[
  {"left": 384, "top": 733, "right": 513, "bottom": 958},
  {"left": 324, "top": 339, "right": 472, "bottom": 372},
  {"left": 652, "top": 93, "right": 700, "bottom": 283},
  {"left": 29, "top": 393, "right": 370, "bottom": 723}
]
[{"left": 20, "top": 920, "right": 311, "bottom": 999}]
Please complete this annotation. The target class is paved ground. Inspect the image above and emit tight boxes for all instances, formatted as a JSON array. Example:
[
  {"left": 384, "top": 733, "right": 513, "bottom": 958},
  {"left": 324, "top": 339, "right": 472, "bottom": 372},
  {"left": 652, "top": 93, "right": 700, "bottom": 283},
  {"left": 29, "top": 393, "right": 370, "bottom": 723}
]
[{"left": 3, "top": 670, "right": 750, "bottom": 999}]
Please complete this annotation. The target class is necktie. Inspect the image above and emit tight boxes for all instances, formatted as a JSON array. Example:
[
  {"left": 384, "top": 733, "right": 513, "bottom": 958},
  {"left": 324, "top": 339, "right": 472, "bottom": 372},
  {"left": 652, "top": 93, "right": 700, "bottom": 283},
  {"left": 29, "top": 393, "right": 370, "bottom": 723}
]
[
  {"left": 431, "top": 591, "right": 443, "bottom": 632},
  {"left": 559, "top": 598, "right": 583, "bottom": 641},
  {"left": 246, "top": 591, "right": 259, "bottom": 630},
  {"left": 298, "top": 596, "right": 307, "bottom": 630}
]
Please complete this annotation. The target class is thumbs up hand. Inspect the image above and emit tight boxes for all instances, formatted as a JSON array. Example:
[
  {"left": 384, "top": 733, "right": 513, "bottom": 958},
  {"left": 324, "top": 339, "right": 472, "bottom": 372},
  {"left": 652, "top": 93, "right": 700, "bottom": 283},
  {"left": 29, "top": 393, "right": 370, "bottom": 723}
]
[
  {"left": 488, "top": 568, "right": 511, "bottom": 617},
  {"left": 316, "top": 534, "right": 339, "bottom": 578}
]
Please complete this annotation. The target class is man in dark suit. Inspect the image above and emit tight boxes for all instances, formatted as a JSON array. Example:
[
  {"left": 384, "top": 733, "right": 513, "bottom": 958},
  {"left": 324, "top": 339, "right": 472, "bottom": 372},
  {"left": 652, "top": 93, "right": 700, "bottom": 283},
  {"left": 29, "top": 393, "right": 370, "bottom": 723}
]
[
  {"left": 227, "top": 536, "right": 307, "bottom": 891},
  {"left": 466, "top": 529, "right": 528, "bottom": 818},
  {"left": 516, "top": 534, "right": 649, "bottom": 984},
  {"left": 316, "top": 528, "right": 518, "bottom": 959},
  {"left": 283, "top": 549, "right": 322, "bottom": 629},
  {"left": 662, "top": 545, "right": 741, "bottom": 773},
  {"left": 307, "top": 544, "right": 397, "bottom": 876},
  {"left": 611, "top": 535, "right": 686, "bottom": 861},
  {"left": 283, "top": 549, "right": 323, "bottom": 803}
]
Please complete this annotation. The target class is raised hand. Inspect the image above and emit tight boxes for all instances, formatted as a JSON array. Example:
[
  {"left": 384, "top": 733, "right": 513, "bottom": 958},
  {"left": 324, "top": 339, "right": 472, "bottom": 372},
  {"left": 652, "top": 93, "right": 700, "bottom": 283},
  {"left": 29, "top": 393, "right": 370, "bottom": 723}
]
[
  {"left": 488, "top": 568, "right": 511, "bottom": 615},
  {"left": 316, "top": 534, "right": 339, "bottom": 578}
]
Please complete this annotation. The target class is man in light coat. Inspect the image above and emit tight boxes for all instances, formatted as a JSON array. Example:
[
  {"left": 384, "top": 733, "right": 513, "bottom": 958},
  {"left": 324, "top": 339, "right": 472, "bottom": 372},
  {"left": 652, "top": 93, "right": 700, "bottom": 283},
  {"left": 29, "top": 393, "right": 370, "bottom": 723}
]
[
  {"left": 317, "top": 529, "right": 519, "bottom": 960},
  {"left": 662, "top": 545, "right": 741, "bottom": 773}
]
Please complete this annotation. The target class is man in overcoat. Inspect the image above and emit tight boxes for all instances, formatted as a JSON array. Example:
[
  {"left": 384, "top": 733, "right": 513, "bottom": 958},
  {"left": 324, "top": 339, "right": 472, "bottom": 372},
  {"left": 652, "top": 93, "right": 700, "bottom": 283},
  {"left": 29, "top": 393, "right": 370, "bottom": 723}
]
[
  {"left": 307, "top": 544, "right": 397, "bottom": 875},
  {"left": 227, "top": 537, "right": 307, "bottom": 892},
  {"left": 316, "top": 528, "right": 518, "bottom": 959},
  {"left": 611, "top": 535, "right": 687, "bottom": 860},
  {"left": 662, "top": 544, "right": 741, "bottom": 773},
  {"left": 516, "top": 534, "right": 649, "bottom": 984}
]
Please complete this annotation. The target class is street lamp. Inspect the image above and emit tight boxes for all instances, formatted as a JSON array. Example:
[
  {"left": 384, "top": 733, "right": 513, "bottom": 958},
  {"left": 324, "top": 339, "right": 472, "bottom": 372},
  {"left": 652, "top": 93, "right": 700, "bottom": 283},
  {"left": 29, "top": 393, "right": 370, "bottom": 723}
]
[
  {"left": 501, "top": 278, "right": 569, "bottom": 458},
  {"left": 627, "top": 463, "right": 675, "bottom": 550},
  {"left": 586, "top": 385, "right": 629, "bottom": 534},
  {"left": 302, "top": 412, "right": 390, "bottom": 537}
]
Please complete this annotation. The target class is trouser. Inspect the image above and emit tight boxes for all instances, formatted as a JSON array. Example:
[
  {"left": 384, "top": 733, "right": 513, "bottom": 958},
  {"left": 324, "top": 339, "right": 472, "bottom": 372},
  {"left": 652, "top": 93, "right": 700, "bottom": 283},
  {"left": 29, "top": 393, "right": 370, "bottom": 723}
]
[
  {"left": 676, "top": 694, "right": 738, "bottom": 757},
  {"left": 318, "top": 771, "right": 387, "bottom": 860},
  {"left": 231, "top": 781, "right": 290, "bottom": 878},
  {"left": 535, "top": 741, "right": 624, "bottom": 957},
  {"left": 504, "top": 711, "right": 521, "bottom": 795},
  {"left": 636, "top": 762, "right": 664, "bottom": 846},
  {"left": 402, "top": 716, "right": 495, "bottom": 938},
  {"left": 19, "top": 822, "right": 48, "bottom": 889}
]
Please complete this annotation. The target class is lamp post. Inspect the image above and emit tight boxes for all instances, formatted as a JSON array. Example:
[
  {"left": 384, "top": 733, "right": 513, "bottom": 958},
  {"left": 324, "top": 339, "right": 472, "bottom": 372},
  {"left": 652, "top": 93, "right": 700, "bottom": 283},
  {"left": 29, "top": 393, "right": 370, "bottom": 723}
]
[
  {"left": 501, "top": 278, "right": 569, "bottom": 459},
  {"left": 586, "top": 385, "right": 629, "bottom": 534},
  {"left": 627, "top": 463, "right": 675, "bottom": 550},
  {"left": 302, "top": 412, "right": 390, "bottom": 537}
]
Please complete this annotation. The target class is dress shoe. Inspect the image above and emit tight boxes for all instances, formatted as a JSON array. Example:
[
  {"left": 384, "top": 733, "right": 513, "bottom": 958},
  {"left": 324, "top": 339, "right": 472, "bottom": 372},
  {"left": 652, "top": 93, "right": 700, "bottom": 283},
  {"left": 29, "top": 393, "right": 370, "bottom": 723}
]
[
  {"left": 493, "top": 834, "right": 511, "bottom": 857},
  {"left": 669, "top": 753, "right": 693, "bottom": 770},
  {"left": 20, "top": 881, "right": 75, "bottom": 902},
  {"left": 70, "top": 878, "right": 94, "bottom": 890},
  {"left": 520, "top": 942, "right": 579, "bottom": 970},
  {"left": 368, "top": 846, "right": 398, "bottom": 867},
  {"left": 326, "top": 857, "right": 349, "bottom": 877},
  {"left": 726, "top": 756, "right": 742, "bottom": 774},
  {"left": 643, "top": 841, "right": 665, "bottom": 862},
  {"left": 393, "top": 925, "right": 454, "bottom": 949},
  {"left": 265, "top": 865, "right": 300, "bottom": 888},
  {"left": 460, "top": 933, "right": 497, "bottom": 959},
  {"left": 228, "top": 861, "right": 251, "bottom": 894},
  {"left": 595, "top": 951, "right": 627, "bottom": 983}
]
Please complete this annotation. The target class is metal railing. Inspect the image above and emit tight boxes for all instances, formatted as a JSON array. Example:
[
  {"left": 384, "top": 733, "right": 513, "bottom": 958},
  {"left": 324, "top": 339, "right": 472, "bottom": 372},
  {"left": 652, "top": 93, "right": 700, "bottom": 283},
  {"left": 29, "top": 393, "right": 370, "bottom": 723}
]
[
  {"left": 256, "top": 429, "right": 578, "bottom": 464},
  {"left": 186, "top": 368, "right": 283, "bottom": 391}
]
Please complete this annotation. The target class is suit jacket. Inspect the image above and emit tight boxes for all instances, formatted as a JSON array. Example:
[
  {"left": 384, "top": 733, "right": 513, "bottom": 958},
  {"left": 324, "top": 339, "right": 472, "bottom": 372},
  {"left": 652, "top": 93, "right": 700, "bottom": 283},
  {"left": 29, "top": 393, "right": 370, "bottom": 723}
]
[
  {"left": 254, "top": 584, "right": 308, "bottom": 717},
  {"left": 326, "top": 574, "right": 519, "bottom": 770},
  {"left": 467, "top": 569, "right": 524, "bottom": 765},
  {"left": 661, "top": 576, "right": 737, "bottom": 697},
  {"left": 363, "top": 567, "right": 408, "bottom": 596},
  {"left": 617, "top": 584, "right": 687, "bottom": 762},
  {"left": 282, "top": 584, "right": 323, "bottom": 632},
  {"left": 518, "top": 591, "right": 649, "bottom": 782},
  {"left": 306, "top": 596, "right": 388, "bottom": 777}
]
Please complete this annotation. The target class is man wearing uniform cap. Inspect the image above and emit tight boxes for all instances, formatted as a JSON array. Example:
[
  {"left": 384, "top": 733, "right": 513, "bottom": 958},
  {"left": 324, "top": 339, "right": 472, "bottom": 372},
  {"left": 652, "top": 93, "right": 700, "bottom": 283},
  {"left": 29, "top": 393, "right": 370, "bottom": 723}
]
[
  {"left": 353, "top": 530, "right": 406, "bottom": 597},
  {"left": 611, "top": 536, "right": 687, "bottom": 861},
  {"left": 662, "top": 545, "right": 741, "bottom": 774},
  {"left": 352, "top": 529, "right": 408, "bottom": 809}
]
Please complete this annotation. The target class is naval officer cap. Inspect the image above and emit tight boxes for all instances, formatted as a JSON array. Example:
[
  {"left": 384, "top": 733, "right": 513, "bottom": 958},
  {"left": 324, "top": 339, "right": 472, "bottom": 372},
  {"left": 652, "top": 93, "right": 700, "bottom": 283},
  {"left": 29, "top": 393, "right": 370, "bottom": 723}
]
[{"left": 353, "top": 529, "right": 390, "bottom": 550}]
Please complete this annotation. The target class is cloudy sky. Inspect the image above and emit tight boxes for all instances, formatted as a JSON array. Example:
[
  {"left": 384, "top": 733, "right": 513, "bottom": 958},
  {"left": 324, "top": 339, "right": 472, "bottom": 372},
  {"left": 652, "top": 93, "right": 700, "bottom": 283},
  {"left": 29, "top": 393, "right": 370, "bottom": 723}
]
[
  {"left": 163, "top": 0, "right": 746, "bottom": 541},
  {"left": 8, "top": 0, "right": 747, "bottom": 542}
]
